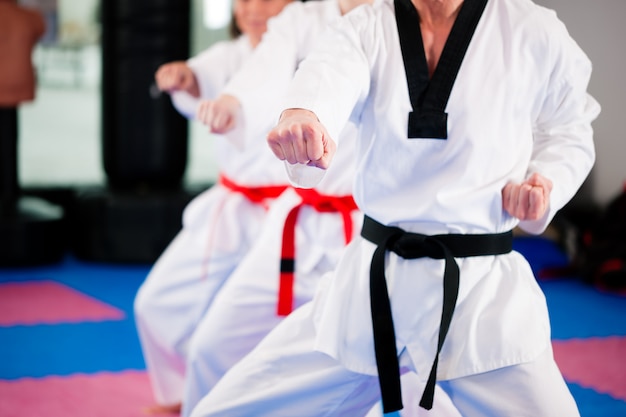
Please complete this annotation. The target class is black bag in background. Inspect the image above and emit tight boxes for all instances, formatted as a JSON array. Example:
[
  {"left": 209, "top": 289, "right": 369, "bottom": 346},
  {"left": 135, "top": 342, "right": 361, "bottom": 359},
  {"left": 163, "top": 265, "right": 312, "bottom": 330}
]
[{"left": 576, "top": 184, "right": 626, "bottom": 291}]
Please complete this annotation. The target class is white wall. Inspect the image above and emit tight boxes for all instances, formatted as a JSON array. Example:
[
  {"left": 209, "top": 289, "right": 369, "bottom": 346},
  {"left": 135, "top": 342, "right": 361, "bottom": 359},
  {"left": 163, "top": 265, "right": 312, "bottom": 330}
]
[{"left": 536, "top": 0, "right": 626, "bottom": 206}]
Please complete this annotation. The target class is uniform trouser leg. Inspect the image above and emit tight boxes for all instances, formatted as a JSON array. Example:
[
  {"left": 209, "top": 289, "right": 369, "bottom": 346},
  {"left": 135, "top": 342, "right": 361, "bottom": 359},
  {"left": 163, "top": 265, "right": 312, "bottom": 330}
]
[
  {"left": 184, "top": 255, "right": 462, "bottom": 417},
  {"left": 180, "top": 226, "right": 302, "bottom": 417},
  {"left": 181, "top": 270, "right": 285, "bottom": 417},
  {"left": 134, "top": 228, "right": 243, "bottom": 404},
  {"left": 180, "top": 214, "right": 361, "bottom": 416},
  {"left": 189, "top": 305, "right": 577, "bottom": 417},
  {"left": 188, "top": 293, "right": 462, "bottom": 417},
  {"left": 438, "top": 345, "right": 580, "bottom": 417},
  {"left": 189, "top": 302, "right": 383, "bottom": 417},
  {"left": 187, "top": 297, "right": 576, "bottom": 417}
]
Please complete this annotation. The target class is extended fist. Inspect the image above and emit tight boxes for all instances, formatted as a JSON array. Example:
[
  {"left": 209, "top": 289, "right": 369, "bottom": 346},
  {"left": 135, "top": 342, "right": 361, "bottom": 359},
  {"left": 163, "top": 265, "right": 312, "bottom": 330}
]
[
  {"left": 267, "top": 109, "right": 336, "bottom": 169},
  {"left": 155, "top": 62, "right": 199, "bottom": 97},
  {"left": 196, "top": 95, "right": 241, "bottom": 134},
  {"left": 502, "top": 172, "right": 553, "bottom": 221}
]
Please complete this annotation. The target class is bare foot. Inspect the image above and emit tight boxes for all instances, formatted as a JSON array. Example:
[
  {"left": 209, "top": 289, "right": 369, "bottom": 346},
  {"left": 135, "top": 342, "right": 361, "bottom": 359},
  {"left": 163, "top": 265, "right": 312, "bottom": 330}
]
[{"left": 142, "top": 403, "right": 182, "bottom": 415}]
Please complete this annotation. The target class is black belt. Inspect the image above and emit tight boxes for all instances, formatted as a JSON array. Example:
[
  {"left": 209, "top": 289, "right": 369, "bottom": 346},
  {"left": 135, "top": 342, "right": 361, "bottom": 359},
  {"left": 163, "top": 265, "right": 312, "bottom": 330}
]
[{"left": 361, "top": 215, "right": 513, "bottom": 412}]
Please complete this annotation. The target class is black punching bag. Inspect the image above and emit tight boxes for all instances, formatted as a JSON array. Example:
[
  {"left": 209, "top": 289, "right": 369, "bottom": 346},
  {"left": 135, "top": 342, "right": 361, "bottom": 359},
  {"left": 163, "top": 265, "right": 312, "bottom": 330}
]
[
  {"left": 71, "top": 0, "right": 195, "bottom": 263},
  {"left": 101, "top": 0, "right": 190, "bottom": 190}
]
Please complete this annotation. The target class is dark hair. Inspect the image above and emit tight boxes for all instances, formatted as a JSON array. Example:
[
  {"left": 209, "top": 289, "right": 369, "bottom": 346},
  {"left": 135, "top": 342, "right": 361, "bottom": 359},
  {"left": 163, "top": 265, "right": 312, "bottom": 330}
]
[{"left": 229, "top": 11, "right": 241, "bottom": 39}]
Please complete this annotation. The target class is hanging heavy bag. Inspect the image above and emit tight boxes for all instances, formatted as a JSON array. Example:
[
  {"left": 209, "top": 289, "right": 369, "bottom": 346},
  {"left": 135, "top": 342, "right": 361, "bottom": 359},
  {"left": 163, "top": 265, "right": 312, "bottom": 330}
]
[
  {"left": 101, "top": 0, "right": 190, "bottom": 191},
  {"left": 576, "top": 184, "right": 626, "bottom": 291}
]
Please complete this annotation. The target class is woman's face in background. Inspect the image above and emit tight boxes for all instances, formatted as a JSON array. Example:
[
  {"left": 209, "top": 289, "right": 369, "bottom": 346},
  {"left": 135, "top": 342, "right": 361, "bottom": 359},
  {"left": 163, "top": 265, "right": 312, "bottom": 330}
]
[{"left": 233, "top": 0, "right": 292, "bottom": 46}]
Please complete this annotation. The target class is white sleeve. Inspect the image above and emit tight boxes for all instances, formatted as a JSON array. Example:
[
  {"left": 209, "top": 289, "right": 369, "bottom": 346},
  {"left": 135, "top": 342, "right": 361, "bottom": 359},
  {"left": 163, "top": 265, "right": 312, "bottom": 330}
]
[
  {"left": 282, "top": 13, "right": 371, "bottom": 143},
  {"left": 520, "top": 11, "right": 600, "bottom": 234},
  {"left": 170, "top": 42, "right": 236, "bottom": 120},
  {"left": 220, "top": 5, "right": 303, "bottom": 147}
]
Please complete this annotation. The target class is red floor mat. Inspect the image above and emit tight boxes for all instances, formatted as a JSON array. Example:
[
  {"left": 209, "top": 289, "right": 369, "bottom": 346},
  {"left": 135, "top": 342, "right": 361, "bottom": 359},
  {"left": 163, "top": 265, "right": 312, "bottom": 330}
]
[
  {"left": 0, "top": 370, "right": 156, "bottom": 417},
  {"left": 554, "top": 336, "right": 626, "bottom": 401},
  {"left": 0, "top": 281, "right": 125, "bottom": 326}
]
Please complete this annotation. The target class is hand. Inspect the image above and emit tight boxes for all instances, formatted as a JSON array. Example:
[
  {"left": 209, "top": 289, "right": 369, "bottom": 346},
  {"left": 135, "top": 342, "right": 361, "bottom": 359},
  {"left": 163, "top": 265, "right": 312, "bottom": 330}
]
[
  {"left": 267, "top": 109, "right": 336, "bottom": 169},
  {"left": 154, "top": 62, "right": 200, "bottom": 97},
  {"left": 196, "top": 95, "right": 241, "bottom": 134},
  {"left": 502, "top": 173, "right": 553, "bottom": 221}
]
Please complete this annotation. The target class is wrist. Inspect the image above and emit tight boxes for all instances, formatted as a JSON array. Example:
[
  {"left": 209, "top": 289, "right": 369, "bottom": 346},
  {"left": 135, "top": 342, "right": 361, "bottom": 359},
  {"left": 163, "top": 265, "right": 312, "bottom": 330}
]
[{"left": 279, "top": 108, "right": 318, "bottom": 122}]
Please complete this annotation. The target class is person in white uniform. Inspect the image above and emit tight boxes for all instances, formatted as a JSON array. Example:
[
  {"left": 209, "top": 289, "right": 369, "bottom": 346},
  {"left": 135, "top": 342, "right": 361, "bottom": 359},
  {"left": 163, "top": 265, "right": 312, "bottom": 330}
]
[
  {"left": 188, "top": 0, "right": 600, "bottom": 416},
  {"left": 133, "top": 0, "right": 293, "bottom": 414},
  {"left": 187, "top": 0, "right": 366, "bottom": 414},
  {"left": 189, "top": 1, "right": 461, "bottom": 417}
]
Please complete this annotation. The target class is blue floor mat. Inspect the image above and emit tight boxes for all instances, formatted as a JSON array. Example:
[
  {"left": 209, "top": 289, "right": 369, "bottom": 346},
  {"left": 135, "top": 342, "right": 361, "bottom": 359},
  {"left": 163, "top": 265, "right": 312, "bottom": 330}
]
[{"left": 1, "top": 236, "right": 625, "bottom": 417}]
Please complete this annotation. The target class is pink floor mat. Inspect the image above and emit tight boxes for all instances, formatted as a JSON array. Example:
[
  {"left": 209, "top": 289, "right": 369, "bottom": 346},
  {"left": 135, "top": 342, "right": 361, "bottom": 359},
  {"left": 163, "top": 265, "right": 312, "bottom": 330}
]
[
  {"left": 0, "top": 281, "right": 125, "bottom": 326},
  {"left": 0, "top": 370, "right": 158, "bottom": 417},
  {"left": 553, "top": 336, "right": 626, "bottom": 401}
]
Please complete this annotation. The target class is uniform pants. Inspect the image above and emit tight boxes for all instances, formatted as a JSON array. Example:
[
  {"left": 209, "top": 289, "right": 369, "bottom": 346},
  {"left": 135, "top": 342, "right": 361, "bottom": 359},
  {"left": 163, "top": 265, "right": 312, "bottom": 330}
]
[
  {"left": 134, "top": 188, "right": 268, "bottom": 405},
  {"left": 181, "top": 214, "right": 344, "bottom": 417},
  {"left": 189, "top": 302, "right": 580, "bottom": 417},
  {"left": 180, "top": 198, "right": 352, "bottom": 417}
]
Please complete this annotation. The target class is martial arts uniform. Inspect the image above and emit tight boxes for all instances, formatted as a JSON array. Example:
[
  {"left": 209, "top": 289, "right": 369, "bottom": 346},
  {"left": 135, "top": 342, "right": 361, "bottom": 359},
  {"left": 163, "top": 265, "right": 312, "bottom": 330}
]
[
  {"left": 181, "top": 123, "right": 362, "bottom": 417},
  {"left": 218, "top": 0, "right": 348, "bottom": 149},
  {"left": 178, "top": 3, "right": 361, "bottom": 415},
  {"left": 186, "top": 1, "right": 461, "bottom": 417},
  {"left": 134, "top": 34, "right": 290, "bottom": 407},
  {"left": 189, "top": 0, "right": 600, "bottom": 416}
]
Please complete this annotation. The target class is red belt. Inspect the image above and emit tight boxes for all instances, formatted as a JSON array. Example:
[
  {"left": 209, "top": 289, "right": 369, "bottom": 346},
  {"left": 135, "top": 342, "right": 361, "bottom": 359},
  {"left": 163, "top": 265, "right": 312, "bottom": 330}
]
[
  {"left": 200, "top": 175, "right": 288, "bottom": 280},
  {"left": 219, "top": 174, "right": 288, "bottom": 206},
  {"left": 277, "top": 188, "right": 358, "bottom": 316}
]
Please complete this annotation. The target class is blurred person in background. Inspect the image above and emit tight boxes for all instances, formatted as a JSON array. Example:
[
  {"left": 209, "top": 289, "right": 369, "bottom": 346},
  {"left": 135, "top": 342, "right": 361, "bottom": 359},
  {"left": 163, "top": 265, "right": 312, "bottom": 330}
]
[{"left": 133, "top": 0, "right": 293, "bottom": 414}]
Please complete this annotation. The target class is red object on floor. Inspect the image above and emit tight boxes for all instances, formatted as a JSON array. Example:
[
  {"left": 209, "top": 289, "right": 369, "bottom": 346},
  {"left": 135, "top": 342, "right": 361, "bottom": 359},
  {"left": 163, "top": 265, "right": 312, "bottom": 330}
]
[
  {"left": 553, "top": 336, "right": 626, "bottom": 401},
  {"left": 0, "top": 371, "right": 157, "bottom": 417},
  {"left": 0, "top": 281, "right": 125, "bottom": 326}
]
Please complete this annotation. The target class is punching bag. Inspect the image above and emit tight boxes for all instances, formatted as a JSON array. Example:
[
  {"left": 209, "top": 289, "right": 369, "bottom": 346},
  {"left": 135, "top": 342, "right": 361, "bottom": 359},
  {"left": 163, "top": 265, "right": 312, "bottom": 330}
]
[
  {"left": 0, "top": 3, "right": 65, "bottom": 266},
  {"left": 101, "top": 0, "right": 190, "bottom": 190},
  {"left": 72, "top": 0, "right": 194, "bottom": 263}
]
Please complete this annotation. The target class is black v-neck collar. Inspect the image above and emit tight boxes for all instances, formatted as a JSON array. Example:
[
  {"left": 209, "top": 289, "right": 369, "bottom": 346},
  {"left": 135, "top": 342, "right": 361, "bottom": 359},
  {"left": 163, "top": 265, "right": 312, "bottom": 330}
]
[
  {"left": 394, "top": 0, "right": 488, "bottom": 139},
  {"left": 371, "top": 2, "right": 490, "bottom": 413}
]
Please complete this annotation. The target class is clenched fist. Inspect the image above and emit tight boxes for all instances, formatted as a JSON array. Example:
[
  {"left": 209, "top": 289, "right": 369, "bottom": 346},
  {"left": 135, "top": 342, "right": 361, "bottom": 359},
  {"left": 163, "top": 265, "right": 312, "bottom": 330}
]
[
  {"left": 154, "top": 61, "right": 200, "bottom": 97},
  {"left": 267, "top": 109, "right": 336, "bottom": 169},
  {"left": 502, "top": 172, "right": 553, "bottom": 221},
  {"left": 196, "top": 95, "right": 241, "bottom": 134}
]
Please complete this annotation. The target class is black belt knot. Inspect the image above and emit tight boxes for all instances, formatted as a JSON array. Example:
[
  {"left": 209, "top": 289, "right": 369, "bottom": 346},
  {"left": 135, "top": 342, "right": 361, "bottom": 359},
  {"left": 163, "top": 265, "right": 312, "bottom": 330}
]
[
  {"left": 391, "top": 233, "right": 447, "bottom": 259},
  {"left": 361, "top": 215, "right": 513, "bottom": 413}
]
